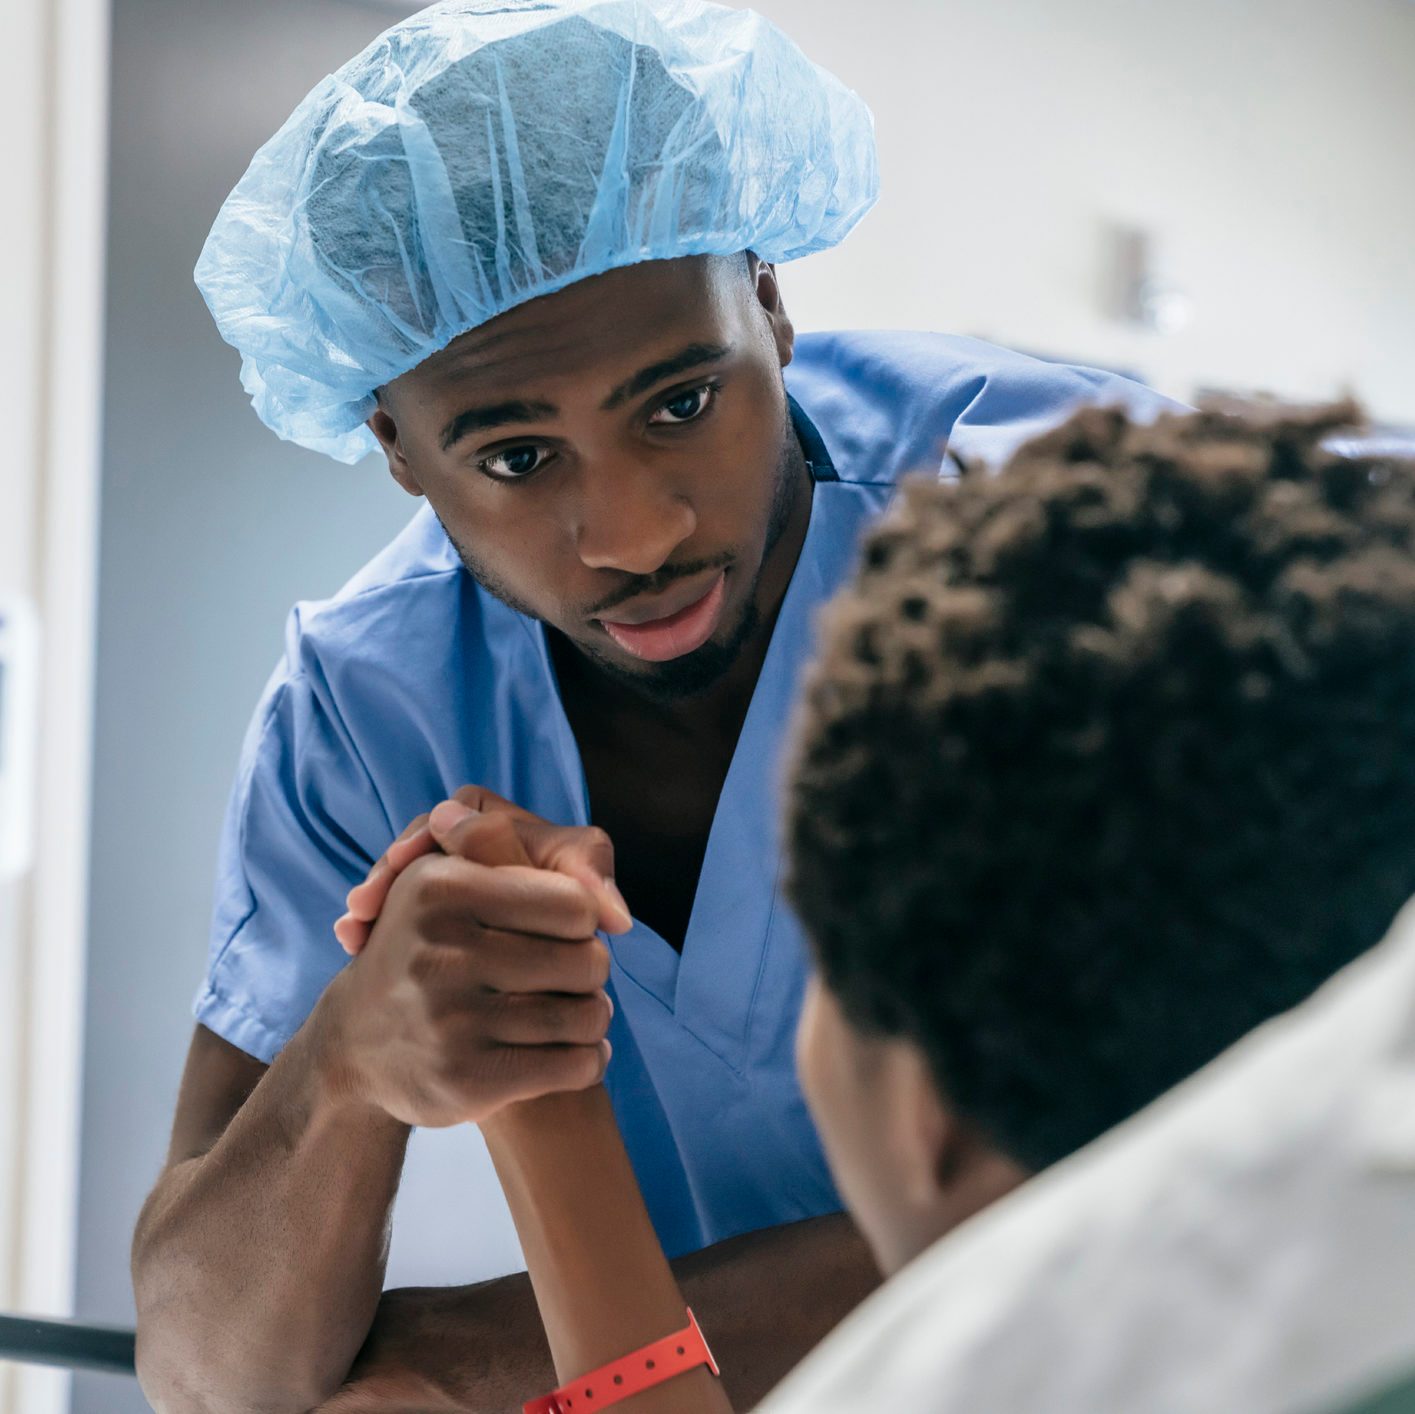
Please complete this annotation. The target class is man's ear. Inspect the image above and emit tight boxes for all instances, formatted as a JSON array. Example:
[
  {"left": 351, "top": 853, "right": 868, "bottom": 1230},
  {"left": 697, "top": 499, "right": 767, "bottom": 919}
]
[
  {"left": 367, "top": 400, "right": 425, "bottom": 497},
  {"left": 749, "top": 254, "right": 795, "bottom": 371}
]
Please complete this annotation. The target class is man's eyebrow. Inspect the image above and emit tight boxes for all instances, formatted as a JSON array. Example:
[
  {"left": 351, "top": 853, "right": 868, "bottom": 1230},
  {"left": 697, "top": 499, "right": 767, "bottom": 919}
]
[
  {"left": 440, "top": 398, "right": 559, "bottom": 452},
  {"left": 600, "top": 342, "right": 733, "bottom": 412},
  {"left": 437, "top": 342, "right": 731, "bottom": 449}
]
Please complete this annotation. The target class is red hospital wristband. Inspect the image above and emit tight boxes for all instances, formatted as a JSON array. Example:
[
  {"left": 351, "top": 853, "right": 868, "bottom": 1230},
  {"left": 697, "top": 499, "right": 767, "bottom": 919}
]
[{"left": 523, "top": 1308, "right": 720, "bottom": 1414}]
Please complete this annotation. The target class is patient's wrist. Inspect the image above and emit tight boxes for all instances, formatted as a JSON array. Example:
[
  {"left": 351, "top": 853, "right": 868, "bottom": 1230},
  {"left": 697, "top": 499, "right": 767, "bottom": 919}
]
[{"left": 481, "top": 1085, "right": 613, "bottom": 1148}]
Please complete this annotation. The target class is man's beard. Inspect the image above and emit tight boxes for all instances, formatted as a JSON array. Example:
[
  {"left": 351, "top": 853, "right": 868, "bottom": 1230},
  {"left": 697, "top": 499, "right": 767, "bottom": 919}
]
[{"left": 442, "top": 424, "right": 805, "bottom": 705}]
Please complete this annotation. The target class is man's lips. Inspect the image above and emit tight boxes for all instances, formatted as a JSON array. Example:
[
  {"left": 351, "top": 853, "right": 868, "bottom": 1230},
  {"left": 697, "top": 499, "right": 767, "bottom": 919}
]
[{"left": 597, "top": 571, "right": 728, "bottom": 662}]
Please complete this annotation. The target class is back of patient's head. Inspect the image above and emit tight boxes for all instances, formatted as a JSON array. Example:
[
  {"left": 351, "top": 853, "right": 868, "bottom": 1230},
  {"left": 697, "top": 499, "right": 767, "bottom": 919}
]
[{"left": 787, "top": 403, "right": 1415, "bottom": 1173}]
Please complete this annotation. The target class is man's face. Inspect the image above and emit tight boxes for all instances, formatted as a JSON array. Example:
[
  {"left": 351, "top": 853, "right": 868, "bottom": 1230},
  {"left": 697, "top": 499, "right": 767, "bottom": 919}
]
[{"left": 369, "top": 255, "right": 803, "bottom": 700}]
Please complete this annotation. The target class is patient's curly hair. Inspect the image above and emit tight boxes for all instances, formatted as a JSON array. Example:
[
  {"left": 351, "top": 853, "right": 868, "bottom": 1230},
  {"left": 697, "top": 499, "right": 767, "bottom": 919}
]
[{"left": 786, "top": 403, "right": 1415, "bottom": 1171}]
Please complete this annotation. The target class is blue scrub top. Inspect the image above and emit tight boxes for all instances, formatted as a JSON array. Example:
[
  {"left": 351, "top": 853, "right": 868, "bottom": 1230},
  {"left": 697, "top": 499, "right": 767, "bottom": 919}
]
[{"left": 195, "top": 331, "right": 1176, "bottom": 1258}]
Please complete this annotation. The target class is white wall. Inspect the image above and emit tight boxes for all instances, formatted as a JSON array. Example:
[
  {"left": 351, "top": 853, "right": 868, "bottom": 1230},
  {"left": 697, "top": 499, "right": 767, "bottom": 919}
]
[
  {"left": 756, "top": 0, "right": 1415, "bottom": 424},
  {"left": 2, "top": 0, "right": 108, "bottom": 1411},
  {"left": 69, "top": 2, "right": 1415, "bottom": 1412},
  {"left": 0, "top": 7, "right": 46, "bottom": 1397}
]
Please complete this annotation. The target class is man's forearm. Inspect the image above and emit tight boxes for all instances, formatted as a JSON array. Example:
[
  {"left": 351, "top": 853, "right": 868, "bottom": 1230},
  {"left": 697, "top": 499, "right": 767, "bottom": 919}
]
[
  {"left": 675, "top": 1212, "right": 879, "bottom": 1408},
  {"left": 323, "top": 1211, "right": 879, "bottom": 1413},
  {"left": 133, "top": 1004, "right": 411, "bottom": 1414}
]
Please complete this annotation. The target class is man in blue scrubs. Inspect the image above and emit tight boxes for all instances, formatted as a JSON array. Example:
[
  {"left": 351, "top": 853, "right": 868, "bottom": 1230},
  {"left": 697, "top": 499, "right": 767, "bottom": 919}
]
[{"left": 131, "top": 3, "right": 1175, "bottom": 1410}]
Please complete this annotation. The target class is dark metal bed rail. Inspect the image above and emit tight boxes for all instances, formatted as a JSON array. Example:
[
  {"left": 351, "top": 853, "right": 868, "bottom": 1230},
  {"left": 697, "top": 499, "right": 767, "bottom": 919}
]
[{"left": 0, "top": 1312, "right": 136, "bottom": 1376}]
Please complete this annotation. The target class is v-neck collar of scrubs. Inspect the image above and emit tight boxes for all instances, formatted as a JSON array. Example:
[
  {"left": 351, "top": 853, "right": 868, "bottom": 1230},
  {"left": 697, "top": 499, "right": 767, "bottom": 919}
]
[{"left": 523, "top": 400, "right": 879, "bottom": 1071}]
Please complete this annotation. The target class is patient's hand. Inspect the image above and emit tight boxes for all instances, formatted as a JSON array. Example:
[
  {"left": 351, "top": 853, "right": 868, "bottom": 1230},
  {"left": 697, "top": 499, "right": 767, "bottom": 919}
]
[
  {"left": 332, "top": 797, "right": 727, "bottom": 1413},
  {"left": 335, "top": 786, "right": 631, "bottom": 955},
  {"left": 334, "top": 813, "right": 438, "bottom": 954}
]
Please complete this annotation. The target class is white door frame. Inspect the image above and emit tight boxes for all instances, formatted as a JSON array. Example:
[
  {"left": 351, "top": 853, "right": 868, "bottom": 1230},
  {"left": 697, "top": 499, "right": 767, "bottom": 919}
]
[{"left": 1, "top": 0, "right": 110, "bottom": 1408}]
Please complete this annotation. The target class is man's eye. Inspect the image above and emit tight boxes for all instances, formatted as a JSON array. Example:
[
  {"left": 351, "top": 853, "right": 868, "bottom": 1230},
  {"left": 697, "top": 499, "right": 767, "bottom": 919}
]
[
  {"left": 478, "top": 445, "right": 547, "bottom": 480},
  {"left": 650, "top": 383, "right": 717, "bottom": 426}
]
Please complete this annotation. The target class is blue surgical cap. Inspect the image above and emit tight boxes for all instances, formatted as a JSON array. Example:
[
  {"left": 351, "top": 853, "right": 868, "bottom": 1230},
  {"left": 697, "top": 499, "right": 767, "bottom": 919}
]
[{"left": 195, "top": 0, "right": 879, "bottom": 463}]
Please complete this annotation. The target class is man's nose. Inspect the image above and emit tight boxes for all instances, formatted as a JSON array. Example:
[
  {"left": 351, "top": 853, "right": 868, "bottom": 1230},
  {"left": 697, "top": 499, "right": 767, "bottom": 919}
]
[{"left": 575, "top": 458, "right": 697, "bottom": 576}]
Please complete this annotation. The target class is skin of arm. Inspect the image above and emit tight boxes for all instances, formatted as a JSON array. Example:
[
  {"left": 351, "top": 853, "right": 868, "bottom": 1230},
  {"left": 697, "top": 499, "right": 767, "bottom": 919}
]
[
  {"left": 132, "top": 1020, "right": 418, "bottom": 1414},
  {"left": 132, "top": 801, "right": 627, "bottom": 1414},
  {"left": 315, "top": 802, "right": 879, "bottom": 1413},
  {"left": 135, "top": 986, "right": 875, "bottom": 1414},
  {"left": 135, "top": 797, "right": 877, "bottom": 1414},
  {"left": 341, "top": 803, "right": 727, "bottom": 1412},
  {"left": 315, "top": 1211, "right": 875, "bottom": 1414},
  {"left": 481, "top": 1086, "right": 734, "bottom": 1414}
]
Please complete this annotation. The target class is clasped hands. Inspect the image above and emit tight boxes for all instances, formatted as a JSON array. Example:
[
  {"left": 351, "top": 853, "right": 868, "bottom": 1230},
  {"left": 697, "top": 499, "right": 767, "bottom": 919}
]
[{"left": 319, "top": 787, "right": 633, "bottom": 1130}]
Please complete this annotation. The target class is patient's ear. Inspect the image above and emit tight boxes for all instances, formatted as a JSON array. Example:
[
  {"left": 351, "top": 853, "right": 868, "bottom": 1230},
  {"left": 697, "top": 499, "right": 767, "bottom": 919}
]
[
  {"left": 885, "top": 1042, "right": 1029, "bottom": 1232},
  {"left": 885, "top": 1043, "right": 962, "bottom": 1210}
]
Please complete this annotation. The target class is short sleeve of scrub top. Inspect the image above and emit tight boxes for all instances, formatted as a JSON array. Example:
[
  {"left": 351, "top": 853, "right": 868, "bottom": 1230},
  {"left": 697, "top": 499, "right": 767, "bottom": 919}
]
[{"left": 195, "top": 613, "right": 393, "bottom": 1064}]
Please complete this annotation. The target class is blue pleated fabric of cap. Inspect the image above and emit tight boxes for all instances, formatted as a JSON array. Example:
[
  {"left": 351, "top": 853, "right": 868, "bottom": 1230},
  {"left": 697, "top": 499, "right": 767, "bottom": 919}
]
[{"left": 195, "top": 0, "right": 879, "bottom": 463}]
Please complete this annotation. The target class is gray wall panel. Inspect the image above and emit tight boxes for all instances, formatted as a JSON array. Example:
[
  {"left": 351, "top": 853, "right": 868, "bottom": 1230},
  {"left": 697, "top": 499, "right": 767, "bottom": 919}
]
[{"left": 75, "top": 3, "right": 414, "bottom": 1409}]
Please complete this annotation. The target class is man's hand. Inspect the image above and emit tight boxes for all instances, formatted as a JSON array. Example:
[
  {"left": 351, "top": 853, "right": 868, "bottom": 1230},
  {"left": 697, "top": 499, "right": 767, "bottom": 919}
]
[
  {"left": 134, "top": 789, "right": 639, "bottom": 1413},
  {"left": 288, "top": 794, "right": 879, "bottom": 1414},
  {"left": 317, "top": 787, "right": 634, "bottom": 1130}
]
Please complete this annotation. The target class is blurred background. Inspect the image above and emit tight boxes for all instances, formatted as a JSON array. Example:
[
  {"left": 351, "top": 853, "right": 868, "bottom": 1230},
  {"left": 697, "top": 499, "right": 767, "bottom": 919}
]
[{"left": 2, "top": 0, "right": 1413, "bottom": 1409}]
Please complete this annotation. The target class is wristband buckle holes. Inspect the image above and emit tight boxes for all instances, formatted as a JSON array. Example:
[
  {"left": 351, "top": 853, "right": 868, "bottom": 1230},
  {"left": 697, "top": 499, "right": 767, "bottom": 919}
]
[
  {"left": 677, "top": 1346, "right": 686, "bottom": 1356},
  {"left": 613, "top": 1375, "right": 623, "bottom": 1386}
]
